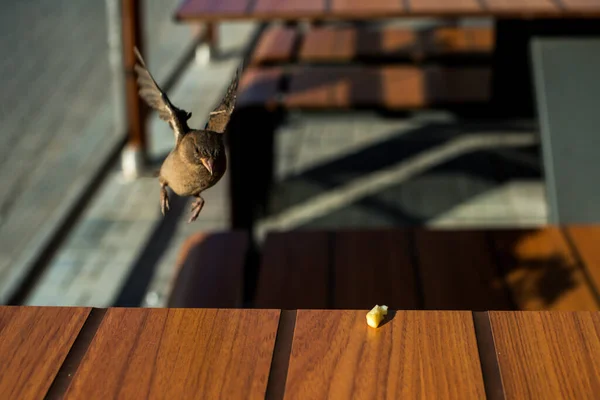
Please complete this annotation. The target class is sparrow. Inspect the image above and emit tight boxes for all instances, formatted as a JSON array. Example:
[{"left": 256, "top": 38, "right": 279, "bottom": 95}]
[{"left": 133, "top": 47, "right": 239, "bottom": 222}]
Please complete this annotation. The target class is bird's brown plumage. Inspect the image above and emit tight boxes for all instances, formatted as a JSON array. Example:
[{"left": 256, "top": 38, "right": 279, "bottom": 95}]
[{"left": 133, "top": 47, "right": 240, "bottom": 222}]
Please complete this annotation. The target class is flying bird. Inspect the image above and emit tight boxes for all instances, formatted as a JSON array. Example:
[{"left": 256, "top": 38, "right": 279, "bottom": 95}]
[{"left": 133, "top": 47, "right": 239, "bottom": 222}]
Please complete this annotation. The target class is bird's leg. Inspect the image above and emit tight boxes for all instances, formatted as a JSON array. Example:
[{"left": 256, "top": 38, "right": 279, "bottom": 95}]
[
  {"left": 160, "top": 182, "right": 170, "bottom": 216},
  {"left": 188, "top": 195, "right": 205, "bottom": 223}
]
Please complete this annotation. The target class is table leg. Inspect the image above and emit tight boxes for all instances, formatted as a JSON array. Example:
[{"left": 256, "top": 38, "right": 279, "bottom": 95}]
[
  {"left": 196, "top": 23, "right": 218, "bottom": 65},
  {"left": 492, "top": 20, "right": 534, "bottom": 118},
  {"left": 120, "top": 0, "right": 148, "bottom": 179},
  {"left": 530, "top": 38, "right": 600, "bottom": 224}
]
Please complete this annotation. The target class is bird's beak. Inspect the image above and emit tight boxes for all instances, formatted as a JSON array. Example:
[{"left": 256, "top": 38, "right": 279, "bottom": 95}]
[{"left": 201, "top": 158, "right": 214, "bottom": 175}]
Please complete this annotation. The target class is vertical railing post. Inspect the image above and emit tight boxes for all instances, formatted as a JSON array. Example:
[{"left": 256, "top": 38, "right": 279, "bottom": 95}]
[{"left": 119, "top": 0, "right": 148, "bottom": 179}]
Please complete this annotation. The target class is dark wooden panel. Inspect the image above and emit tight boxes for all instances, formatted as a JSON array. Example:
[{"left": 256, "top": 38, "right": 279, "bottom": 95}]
[
  {"left": 284, "top": 66, "right": 491, "bottom": 109},
  {"left": 331, "top": 0, "right": 406, "bottom": 18},
  {"left": 255, "top": 232, "right": 330, "bottom": 309},
  {"left": 285, "top": 310, "right": 486, "bottom": 399},
  {"left": 490, "top": 311, "right": 600, "bottom": 399},
  {"left": 0, "top": 307, "right": 90, "bottom": 400},
  {"left": 424, "top": 66, "right": 492, "bottom": 103},
  {"left": 176, "top": 0, "right": 251, "bottom": 20},
  {"left": 489, "top": 228, "right": 599, "bottom": 310},
  {"left": 409, "top": 0, "right": 483, "bottom": 13},
  {"left": 237, "top": 67, "right": 282, "bottom": 108},
  {"left": 415, "top": 230, "right": 512, "bottom": 310},
  {"left": 167, "top": 231, "right": 249, "bottom": 308},
  {"left": 251, "top": 26, "right": 298, "bottom": 65},
  {"left": 252, "top": 0, "right": 326, "bottom": 18},
  {"left": 564, "top": 225, "right": 600, "bottom": 297},
  {"left": 333, "top": 230, "right": 419, "bottom": 309},
  {"left": 64, "top": 308, "right": 280, "bottom": 399}
]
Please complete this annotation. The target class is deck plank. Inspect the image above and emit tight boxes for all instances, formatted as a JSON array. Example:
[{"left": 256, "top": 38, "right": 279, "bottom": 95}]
[
  {"left": 0, "top": 306, "right": 90, "bottom": 400},
  {"left": 64, "top": 308, "right": 280, "bottom": 399},
  {"left": 490, "top": 311, "right": 600, "bottom": 399},
  {"left": 285, "top": 310, "right": 486, "bottom": 399}
]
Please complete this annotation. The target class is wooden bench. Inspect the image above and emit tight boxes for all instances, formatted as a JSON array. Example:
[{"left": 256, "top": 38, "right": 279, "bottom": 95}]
[
  {"left": 237, "top": 65, "right": 491, "bottom": 110},
  {"left": 251, "top": 25, "right": 494, "bottom": 65},
  {"left": 253, "top": 227, "right": 600, "bottom": 311},
  {"left": 167, "top": 231, "right": 249, "bottom": 308},
  {"left": 237, "top": 23, "right": 494, "bottom": 111}
]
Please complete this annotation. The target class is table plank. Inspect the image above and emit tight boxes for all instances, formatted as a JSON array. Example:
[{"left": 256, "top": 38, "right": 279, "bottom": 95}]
[
  {"left": 251, "top": 26, "right": 298, "bottom": 65},
  {"left": 331, "top": 0, "right": 406, "bottom": 18},
  {"left": 284, "top": 66, "right": 491, "bottom": 109},
  {"left": 561, "top": 0, "right": 600, "bottom": 11},
  {"left": 64, "top": 308, "right": 280, "bottom": 399},
  {"left": 176, "top": 0, "right": 251, "bottom": 20},
  {"left": 490, "top": 311, "right": 600, "bottom": 399},
  {"left": 409, "top": 0, "right": 483, "bottom": 13},
  {"left": 284, "top": 310, "right": 486, "bottom": 399},
  {"left": 237, "top": 67, "right": 283, "bottom": 108},
  {"left": 333, "top": 230, "right": 419, "bottom": 309},
  {"left": 255, "top": 232, "right": 330, "bottom": 309},
  {"left": 485, "top": 0, "right": 560, "bottom": 13},
  {"left": 489, "top": 228, "right": 599, "bottom": 310},
  {"left": 299, "top": 27, "right": 494, "bottom": 62},
  {"left": 414, "top": 230, "right": 512, "bottom": 310},
  {"left": 0, "top": 306, "right": 90, "bottom": 400},
  {"left": 565, "top": 225, "right": 600, "bottom": 296},
  {"left": 252, "top": 0, "right": 326, "bottom": 18},
  {"left": 175, "top": 0, "right": 600, "bottom": 20}
]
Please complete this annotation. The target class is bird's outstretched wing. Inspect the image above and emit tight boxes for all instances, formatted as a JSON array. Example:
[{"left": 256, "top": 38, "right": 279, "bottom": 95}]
[
  {"left": 205, "top": 67, "right": 241, "bottom": 134},
  {"left": 133, "top": 47, "right": 190, "bottom": 142}
]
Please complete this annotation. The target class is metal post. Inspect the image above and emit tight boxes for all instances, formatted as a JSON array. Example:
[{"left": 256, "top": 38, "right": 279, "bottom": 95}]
[{"left": 120, "top": 0, "right": 148, "bottom": 179}]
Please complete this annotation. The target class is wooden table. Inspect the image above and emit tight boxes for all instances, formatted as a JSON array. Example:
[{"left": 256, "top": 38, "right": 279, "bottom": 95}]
[
  {"left": 2, "top": 306, "right": 600, "bottom": 399},
  {"left": 175, "top": 0, "right": 600, "bottom": 21}
]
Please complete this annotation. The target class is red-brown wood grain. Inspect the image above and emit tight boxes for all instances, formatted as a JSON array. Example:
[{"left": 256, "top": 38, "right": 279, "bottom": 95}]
[
  {"left": 490, "top": 311, "right": 600, "bottom": 399},
  {"left": 63, "top": 308, "right": 280, "bottom": 399},
  {"left": 0, "top": 306, "right": 90, "bottom": 400},
  {"left": 284, "top": 310, "right": 486, "bottom": 399}
]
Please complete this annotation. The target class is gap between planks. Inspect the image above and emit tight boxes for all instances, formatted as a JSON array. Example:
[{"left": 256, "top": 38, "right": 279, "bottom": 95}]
[
  {"left": 266, "top": 310, "right": 298, "bottom": 400},
  {"left": 44, "top": 308, "right": 108, "bottom": 400},
  {"left": 472, "top": 311, "right": 506, "bottom": 400}
]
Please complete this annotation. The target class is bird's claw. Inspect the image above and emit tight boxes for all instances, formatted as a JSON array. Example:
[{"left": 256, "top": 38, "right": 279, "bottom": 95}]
[
  {"left": 188, "top": 197, "right": 205, "bottom": 223},
  {"left": 160, "top": 187, "right": 170, "bottom": 216}
]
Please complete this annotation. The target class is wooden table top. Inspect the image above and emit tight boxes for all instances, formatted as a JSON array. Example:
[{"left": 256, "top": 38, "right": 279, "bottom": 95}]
[
  {"left": 176, "top": 0, "right": 600, "bottom": 22},
  {"left": 1, "top": 307, "right": 599, "bottom": 399}
]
